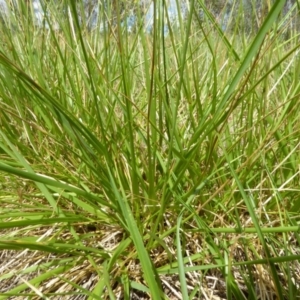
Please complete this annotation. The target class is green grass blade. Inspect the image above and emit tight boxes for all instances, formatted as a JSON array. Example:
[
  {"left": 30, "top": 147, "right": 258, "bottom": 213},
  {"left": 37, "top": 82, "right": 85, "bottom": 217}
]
[{"left": 224, "top": 151, "right": 284, "bottom": 299}]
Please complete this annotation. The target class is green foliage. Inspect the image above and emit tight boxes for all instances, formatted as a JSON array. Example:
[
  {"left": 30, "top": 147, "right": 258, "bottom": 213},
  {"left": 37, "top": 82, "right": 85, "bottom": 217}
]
[{"left": 0, "top": 0, "right": 299, "bottom": 299}]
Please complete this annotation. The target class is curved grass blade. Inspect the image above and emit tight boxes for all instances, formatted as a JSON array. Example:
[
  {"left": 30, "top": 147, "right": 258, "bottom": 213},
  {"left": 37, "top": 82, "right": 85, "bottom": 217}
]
[
  {"left": 176, "top": 213, "right": 189, "bottom": 299},
  {"left": 224, "top": 151, "right": 284, "bottom": 300},
  {"left": 110, "top": 169, "right": 163, "bottom": 299}
]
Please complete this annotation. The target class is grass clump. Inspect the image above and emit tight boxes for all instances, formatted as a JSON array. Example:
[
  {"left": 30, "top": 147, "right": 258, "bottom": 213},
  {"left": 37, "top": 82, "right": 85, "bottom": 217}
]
[{"left": 0, "top": 0, "right": 299, "bottom": 299}]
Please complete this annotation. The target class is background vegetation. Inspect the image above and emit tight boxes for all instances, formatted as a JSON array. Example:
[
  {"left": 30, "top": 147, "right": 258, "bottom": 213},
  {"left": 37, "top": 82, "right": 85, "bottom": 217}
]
[{"left": 0, "top": 0, "right": 299, "bottom": 299}]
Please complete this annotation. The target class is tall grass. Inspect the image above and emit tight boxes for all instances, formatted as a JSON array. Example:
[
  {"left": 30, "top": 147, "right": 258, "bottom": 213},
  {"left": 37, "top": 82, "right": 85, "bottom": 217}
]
[{"left": 0, "top": 0, "right": 299, "bottom": 299}]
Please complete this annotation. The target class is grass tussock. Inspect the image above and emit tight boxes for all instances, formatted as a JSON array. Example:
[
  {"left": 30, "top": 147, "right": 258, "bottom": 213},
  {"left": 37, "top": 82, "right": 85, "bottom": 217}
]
[{"left": 0, "top": 0, "right": 300, "bottom": 299}]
